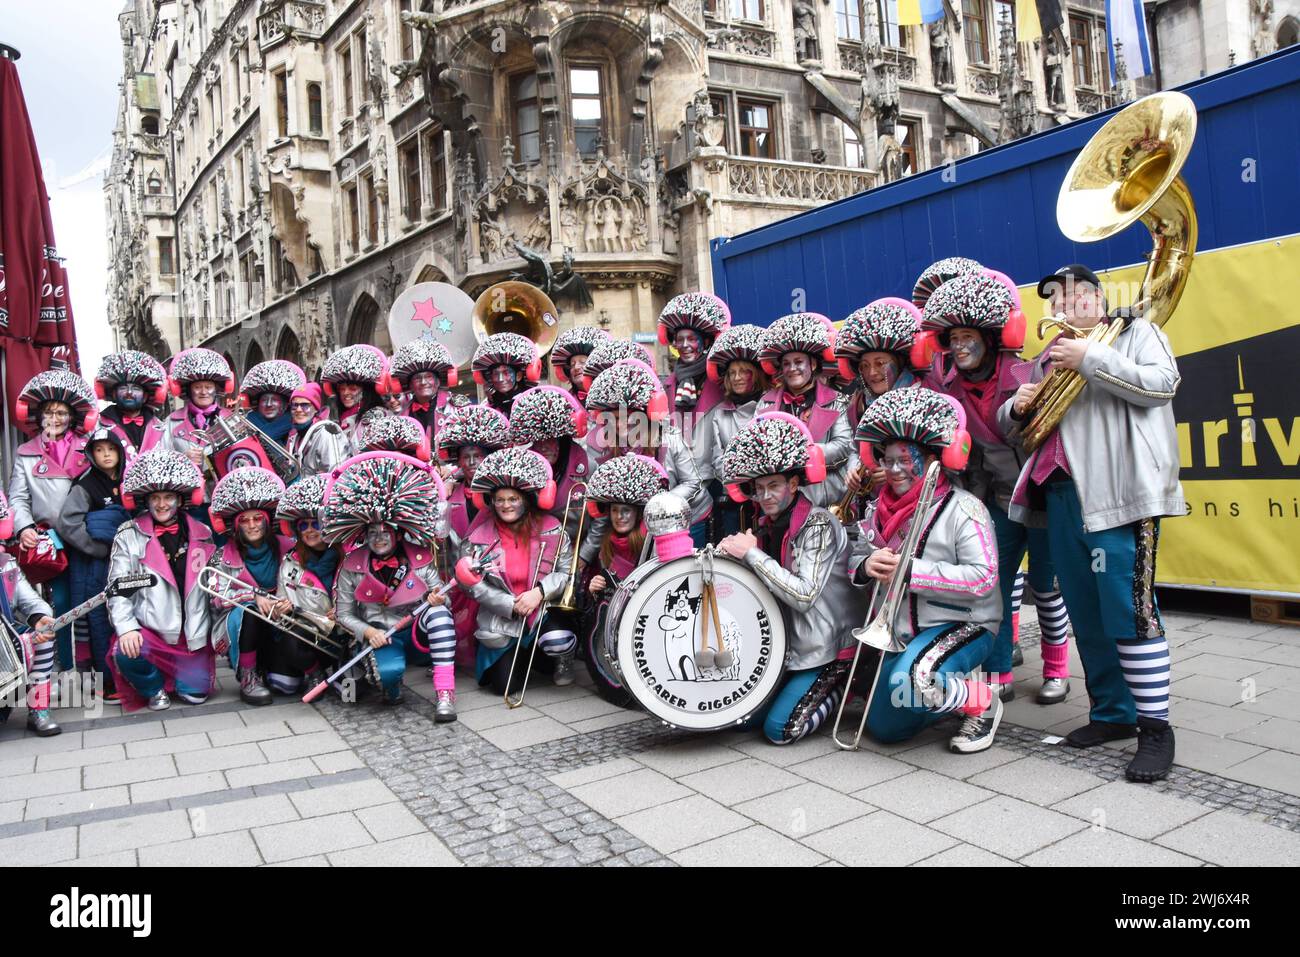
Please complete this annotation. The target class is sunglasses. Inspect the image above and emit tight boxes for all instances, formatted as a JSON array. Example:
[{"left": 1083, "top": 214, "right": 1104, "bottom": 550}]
[
  {"left": 289, "top": 402, "right": 316, "bottom": 411},
  {"left": 296, "top": 519, "right": 322, "bottom": 531}
]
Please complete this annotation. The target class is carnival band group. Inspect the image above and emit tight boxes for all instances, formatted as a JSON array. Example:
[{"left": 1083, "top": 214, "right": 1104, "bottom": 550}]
[{"left": 0, "top": 253, "right": 1183, "bottom": 785}]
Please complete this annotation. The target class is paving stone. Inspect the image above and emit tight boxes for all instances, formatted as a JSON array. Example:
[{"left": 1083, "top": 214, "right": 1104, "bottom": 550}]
[
  {"left": 23, "top": 786, "right": 130, "bottom": 822},
  {"left": 729, "top": 731, "right": 842, "bottom": 766},
  {"left": 679, "top": 758, "right": 803, "bottom": 805},
  {"left": 1242, "top": 663, "right": 1300, "bottom": 691},
  {"left": 5, "top": 768, "right": 82, "bottom": 801},
  {"left": 1155, "top": 809, "right": 1300, "bottom": 866},
  {"left": 259, "top": 730, "right": 350, "bottom": 762},
  {"left": 853, "top": 769, "right": 997, "bottom": 824},
  {"left": 289, "top": 778, "right": 397, "bottom": 817},
  {"left": 130, "top": 771, "right": 228, "bottom": 804},
  {"left": 284, "top": 711, "right": 332, "bottom": 734},
  {"left": 252, "top": 810, "right": 374, "bottom": 863},
  {"left": 0, "top": 800, "right": 24, "bottom": 825},
  {"left": 266, "top": 855, "right": 330, "bottom": 867},
  {"left": 226, "top": 758, "right": 321, "bottom": 788},
  {"left": 1220, "top": 749, "right": 1300, "bottom": 797},
  {"left": 207, "top": 720, "right": 294, "bottom": 748},
  {"left": 787, "top": 749, "right": 913, "bottom": 792},
  {"left": 1176, "top": 653, "right": 1273, "bottom": 682},
  {"left": 1169, "top": 727, "right": 1266, "bottom": 777},
  {"left": 240, "top": 703, "right": 315, "bottom": 726},
  {"left": 893, "top": 742, "right": 1023, "bottom": 780},
  {"left": 1181, "top": 634, "right": 1282, "bottom": 659},
  {"left": 184, "top": 794, "right": 300, "bottom": 836},
  {"left": 79, "top": 808, "right": 193, "bottom": 857},
  {"left": 1227, "top": 716, "right": 1300, "bottom": 755},
  {"left": 1247, "top": 688, "right": 1300, "bottom": 722},
  {"left": 1172, "top": 673, "right": 1256, "bottom": 708},
  {"left": 931, "top": 794, "right": 1087, "bottom": 860},
  {"left": 162, "top": 711, "right": 246, "bottom": 735},
  {"left": 0, "top": 825, "right": 78, "bottom": 863},
  {"left": 569, "top": 768, "right": 692, "bottom": 818},
  {"left": 35, "top": 743, "right": 126, "bottom": 771},
  {"left": 568, "top": 711, "right": 649, "bottom": 734},
  {"left": 734, "top": 781, "right": 875, "bottom": 838},
  {"left": 356, "top": 802, "right": 427, "bottom": 842},
  {"left": 536, "top": 696, "right": 629, "bottom": 725},
  {"left": 805, "top": 810, "right": 960, "bottom": 866},
  {"left": 614, "top": 794, "right": 750, "bottom": 854},
  {"left": 81, "top": 724, "right": 164, "bottom": 748},
  {"left": 968, "top": 756, "right": 1108, "bottom": 807},
  {"left": 912, "top": 843, "right": 1021, "bottom": 867},
  {"left": 313, "top": 751, "right": 367, "bottom": 775},
  {"left": 0, "top": 755, "right": 35, "bottom": 778},
  {"left": 175, "top": 742, "right": 266, "bottom": 775},
  {"left": 58, "top": 850, "right": 138, "bottom": 868},
  {"left": 327, "top": 832, "right": 461, "bottom": 867},
  {"left": 671, "top": 824, "right": 826, "bottom": 867},
  {"left": 138, "top": 830, "right": 264, "bottom": 867},
  {"left": 1051, "top": 781, "right": 1214, "bottom": 840},
  {"left": 459, "top": 704, "right": 545, "bottom": 732},
  {"left": 547, "top": 757, "right": 643, "bottom": 790},
  {"left": 477, "top": 716, "right": 578, "bottom": 751},
  {"left": 84, "top": 754, "right": 178, "bottom": 789},
  {"left": 633, "top": 741, "right": 748, "bottom": 778},
  {"left": 1023, "top": 826, "right": 1204, "bottom": 866},
  {"left": 127, "top": 732, "right": 211, "bottom": 758}
]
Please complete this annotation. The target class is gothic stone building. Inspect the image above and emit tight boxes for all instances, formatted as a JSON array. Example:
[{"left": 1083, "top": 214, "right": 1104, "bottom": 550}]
[{"left": 109, "top": 0, "right": 1144, "bottom": 382}]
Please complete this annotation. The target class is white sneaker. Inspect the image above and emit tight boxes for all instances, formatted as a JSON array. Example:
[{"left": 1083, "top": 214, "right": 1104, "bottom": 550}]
[{"left": 948, "top": 694, "right": 1003, "bottom": 754}]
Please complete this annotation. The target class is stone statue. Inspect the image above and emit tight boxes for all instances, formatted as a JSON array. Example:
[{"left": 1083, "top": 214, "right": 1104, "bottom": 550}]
[
  {"left": 930, "top": 19, "right": 955, "bottom": 87},
  {"left": 690, "top": 88, "right": 726, "bottom": 149},
  {"left": 390, "top": 60, "right": 420, "bottom": 82},
  {"left": 793, "top": 1, "right": 820, "bottom": 62},
  {"left": 1252, "top": 0, "right": 1276, "bottom": 59},
  {"left": 1044, "top": 36, "right": 1066, "bottom": 109},
  {"left": 366, "top": 13, "right": 386, "bottom": 111}
]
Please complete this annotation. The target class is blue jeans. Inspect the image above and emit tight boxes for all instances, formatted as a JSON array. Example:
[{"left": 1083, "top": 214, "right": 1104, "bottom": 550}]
[
  {"left": 866, "top": 624, "right": 993, "bottom": 743},
  {"left": 114, "top": 651, "right": 209, "bottom": 699},
  {"left": 987, "top": 502, "right": 1058, "bottom": 675},
  {"left": 373, "top": 624, "right": 430, "bottom": 700}
]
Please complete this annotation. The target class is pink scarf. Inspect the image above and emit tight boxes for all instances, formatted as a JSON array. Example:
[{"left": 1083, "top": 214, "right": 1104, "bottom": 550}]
[
  {"left": 952, "top": 354, "right": 1004, "bottom": 440},
  {"left": 44, "top": 433, "right": 73, "bottom": 469},
  {"left": 607, "top": 533, "right": 638, "bottom": 580},
  {"left": 874, "top": 472, "right": 950, "bottom": 547},
  {"left": 187, "top": 401, "right": 219, "bottom": 431}
]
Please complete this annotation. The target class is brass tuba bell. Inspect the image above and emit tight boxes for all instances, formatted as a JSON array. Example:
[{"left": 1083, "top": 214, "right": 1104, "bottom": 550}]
[{"left": 471, "top": 281, "right": 561, "bottom": 357}]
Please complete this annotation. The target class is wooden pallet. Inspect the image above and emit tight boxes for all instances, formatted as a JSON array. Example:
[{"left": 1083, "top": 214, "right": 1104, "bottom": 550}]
[{"left": 1250, "top": 596, "right": 1300, "bottom": 627}]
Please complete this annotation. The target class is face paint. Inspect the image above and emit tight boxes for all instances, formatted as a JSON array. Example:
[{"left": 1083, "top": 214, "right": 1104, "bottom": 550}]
[
  {"left": 726, "top": 361, "right": 757, "bottom": 397},
  {"left": 114, "top": 383, "right": 145, "bottom": 410},
  {"left": 752, "top": 473, "right": 797, "bottom": 518},
  {"left": 780, "top": 352, "right": 814, "bottom": 393},
  {"left": 458, "top": 445, "right": 484, "bottom": 483},
  {"left": 189, "top": 381, "right": 217, "bottom": 407},
  {"left": 533, "top": 437, "right": 560, "bottom": 465},
  {"left": 609, "top": 502, "right": 639, "bottom": 535},
  {"left": 569, "top": 354, "right": 588, "bottom": 381},
  {"left": 258, "top": 393, "right": 286, "bottom": 418},
  {"left": 672, "top": 329, "right": 703, "bottom": 363},
  {"left": 297, "top": 519, "right": 324, "bottom": 548},
  {"left": 237, "top": 510, "right": 268, "bottom": 545},
  {"left": 409, "top": 372, "right": 438, "bottom": 400},
  {"left": 147, "top": 491, "right": 180, "bottom": 523},
  {"left": 491, "top": 488, "right": 526, "bottom": 525},
  {"left": 859, "top": 352, "right": 900, "bottom": 396},
  {"left": 366, "top": 524, "right": 397, "bottom": 556},
  {"left": 948, "top": 328, "right": 988, "bottom": 372},
  {"left": 881, "top": 441, "right": 925, "bottom": 496},
  {"left": 337, "top": 383, "right": 363, "bottom": 409},
  {"left": 489, "top": 365, "right": 518, "bottom": 395},
  {"left": 289, "top": 400, "right": 316, "bottom": 424}
]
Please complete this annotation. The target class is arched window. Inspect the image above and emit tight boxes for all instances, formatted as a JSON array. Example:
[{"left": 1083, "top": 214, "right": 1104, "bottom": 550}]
[
  {"left": 141, "top": 115, "right": 159, "bottom": 135},
  {"left": 245, "top": 340, "right": 266, "bottom": 373},
  {"left": 307, "top": 82, "right": 322, "bottom": 135},
  {"left": 147, "top": 174, "right": 163, "bottom": 194},
  {"left": 1279, "top": 17, "right": 1300, "bottom": 50},
  {"left": 276, "top": 326, "right": 303, "bottom": 367}
]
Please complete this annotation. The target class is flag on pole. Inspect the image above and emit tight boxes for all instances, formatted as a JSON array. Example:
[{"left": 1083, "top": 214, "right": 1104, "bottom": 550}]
[
  {"left": 1016, "top": 0, "right": 1066, "bottom": 43},
  {"left": 898, "top": 0, "right": 947, "bottom": 27},
  {"left": 1106, "top": 0, "right": 1154, "bottom": 80}
]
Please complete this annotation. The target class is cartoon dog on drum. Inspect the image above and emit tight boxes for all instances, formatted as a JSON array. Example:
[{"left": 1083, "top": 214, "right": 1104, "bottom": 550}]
[{"left": 661, "top": 580, "right": 741, "bottom": 682}]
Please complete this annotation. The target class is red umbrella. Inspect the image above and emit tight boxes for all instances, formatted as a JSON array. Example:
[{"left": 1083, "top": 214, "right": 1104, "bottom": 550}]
[{"left": 0, "top": 46, "right": 81, "bottom": 449}]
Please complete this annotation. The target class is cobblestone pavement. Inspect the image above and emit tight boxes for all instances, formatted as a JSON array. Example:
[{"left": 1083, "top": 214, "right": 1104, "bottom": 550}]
[{"left": 3, "top": 608, "right": 1299, "bottom": 866}]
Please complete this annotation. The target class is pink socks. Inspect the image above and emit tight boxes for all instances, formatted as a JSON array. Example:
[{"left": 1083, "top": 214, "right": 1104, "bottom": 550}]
[
  {"left": 433, "top": 664, "right": 456, "bottom": 693},
  {"left": 960, "top": 678, "right": 993, "bottom": 716},
  {"left": 1041, "top": 641, "right": 1070, "bottom": 680}
]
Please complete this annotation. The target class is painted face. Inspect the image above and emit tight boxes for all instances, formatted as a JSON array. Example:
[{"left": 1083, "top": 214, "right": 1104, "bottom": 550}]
[
  {"left": 383, "top": 392, "right": 405, "bottom": 412},
  {"left": 366, "top": 523, "right": 396, "bottom": 556},
  {"left": 489, "top": 365, "right": 518, "bottom": 395},
  {"left": 114, "top": 382, "right": 145, "bottom": 410},
  {"left": 1049, "top": 279, "right": 1105, "bottom": 329},
  {"left": 726, "top": 360, "right": 758, "bottom": 396},
  {"left": 881, "top": 440, "right": 927, "bottom": 496},
  {"left": 409, "top": 371, "right": 439, "bottom": 400},
  {"left": 147, "top": 491, "right": 180, "bottom": 523},
  {"left": 672, "top": 328, "right": 703, "bottom": 363},
  {"left": 237, "top": 510, "right": 268, "bottom": 545},
  {"left": 189, "top": 380, "right": 218, "bottom": 407},
  {"left": 458, "top": 445, "right": 484, "bottom": 483},
  {"left": 533, "top": 437, "right": 560, "bottom": 465},
  {"left": 257, "top": 393, "right": 287, "bottom": 418},
  {"left": 39, "top": 401, "right": 72, "bottom": 438},
  {"left": 859, "top": 352, "right": 900, "bottom": 396},
  {"left": 948, "top": 328, "right": 988, "bottom": 372},
  {"left": 780, "top": 352, "right": 815, "bottom": 393},
  {"left": 90, "top": 440, "right": 121, "bottom": 472},
  {"left": 296, "top": 518, "right": 324, "bottom": 549},
  {"left": 752, "top": 473, "right": 798, "bottom": 518},
  {"left": 289, "top": 398, "right": 317, "bottom": 424},
  {"left": 609, "top": 502, "right": 639, "bottom": 535},
  {"left": 491, "top": 487, "right": 527, "bottom": 525},
  {"left": 568, "top": 354, "right": 588, "bottom": 383},
  {"left": 337, "top": 382, "right": 363, "bottom": 409}
]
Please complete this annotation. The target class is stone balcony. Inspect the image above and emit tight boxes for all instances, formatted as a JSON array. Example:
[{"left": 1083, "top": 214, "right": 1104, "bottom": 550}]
[
  {"left": 700, "top": 153, "right": 877, "bottom": 209},
  {"left": 141, "top": 193, "right": 174, "bottom": 217},
  {"left": 257, "top": 0, "right": 327, "bottom": 52}
]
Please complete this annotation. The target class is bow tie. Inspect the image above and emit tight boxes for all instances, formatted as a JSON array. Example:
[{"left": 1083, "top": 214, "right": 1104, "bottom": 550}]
[
  {"left": 121, "top": 414, "right": 144, "bottom": 426},
  {"left": 153, "top": 522, "right": 179, "bottom": 536},
  {"left": 371, "top": 556, "right": 400, "bottom": 570},
  {"left": 780, "top": 391, "right": 811, "bottom": 408},
  {"left": 409, "top": 401, "right": 431, "bottom": 414}
]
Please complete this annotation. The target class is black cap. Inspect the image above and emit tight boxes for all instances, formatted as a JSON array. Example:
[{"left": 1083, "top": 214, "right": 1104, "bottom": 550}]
[{"left": 1036, "top": 264, "right": 1102, "bottom": 300}]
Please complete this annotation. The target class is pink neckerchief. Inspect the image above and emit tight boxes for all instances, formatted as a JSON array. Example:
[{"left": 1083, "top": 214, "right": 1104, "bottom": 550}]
[
  {"left": 873, "top": 472, "right": 952, "bottom": 547},
  {"left": 187, "top": 401, "right": 220, "bottom": 431},
  {"left": 496, "top": 521, "right": 535, "bottom": 596},
  {"left": 44, "top": 432, "right": 73, "bottom": 469},
  {"left": 607, "top": 534, "right": 638, "bottom": 580}
]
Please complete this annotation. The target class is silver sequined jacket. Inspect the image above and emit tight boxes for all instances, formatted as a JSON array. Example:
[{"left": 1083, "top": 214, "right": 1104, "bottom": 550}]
[
  {"left": 334, "top": 545, "right": 446, "bottom": 638},
  {"left": 107, "top": 518, "right": 216, "bottom": 651},
  {"left": 459, "top": 521, "right": 573, "bottom": 650},
  {"left": 287, "top": 420, "right": 349, "bottom": 477}
]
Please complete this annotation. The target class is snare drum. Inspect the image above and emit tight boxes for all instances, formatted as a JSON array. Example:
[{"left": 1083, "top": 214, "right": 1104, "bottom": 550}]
[{"left": 607, "top": 552, "right": 786, "bottom": 731}]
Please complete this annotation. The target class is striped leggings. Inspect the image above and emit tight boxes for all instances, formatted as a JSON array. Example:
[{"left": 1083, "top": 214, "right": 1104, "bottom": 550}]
[{"left": 26, "top": 638, "right": 56, "bottom": 710}]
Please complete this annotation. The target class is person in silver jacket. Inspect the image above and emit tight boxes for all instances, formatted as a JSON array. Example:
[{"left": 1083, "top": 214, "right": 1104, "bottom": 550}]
[
  {"left": 322, "top": 344, "right": 400, "bottom": 455},
  {"left": 718, "top": 412, "right": 866, "bottom": 746},
  {"left": 0, "top": 489, "right": 60, "bottom": 736},
  {"left": 999, "top": 264, "right": 1182, "bottom": 784},
  {"left": 285, "top": 383, "right": 348, "bottom": 476},
  {"left": 847, "top": 389, "right": 1003, "bottom": 753}
]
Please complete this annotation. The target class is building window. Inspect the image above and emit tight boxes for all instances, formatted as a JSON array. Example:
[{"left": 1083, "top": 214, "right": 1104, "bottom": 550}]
[
  {"left": 569, "top": 65, "right": 604, "bottom": 157},
  {"left": 1070, "top": 16, "right": 1094, "bottom": 87},
  {"left": 400, "top": 137, "right": 421, "bottom": 222},
  {"left": 147, "top": 173, "right": 163, "bottom": 194},
  {"left": 705, "top": 0, "right": 721, "bottom": 15},
  {"left": 158, "top": 237, "right": 175, "bottom": 275},
  {"left": 512, "top": 73, "right": 541, "bottom": 165},
  {"left": 879, "top": 0, "right": 906, "bottom": 48},
  {"left": 427, "top": 126, "right": 447, "bottom": 210},
  {"left": 737, "top": 98, "right": 776, "bottom": 158},
  {"left": 841, "top": 121, "right": 864, "bottom": 168},
  {"left": 731, "top": 0, "right": 764, "bottom": 21},
  {"left": 344, "top": 183, "right": 360, "bottom": 252},
  {"left": 896, "top": 118, "right": 921, "bottom": 175},
  {"left": 274, "top": 70, "right": 289, "bottom": 137},
  {"left": 307, "top": 83, "right": 322, "bottom": 135},
  {"left": 340, "top": 47, "right": 354, "bottom": 117},
  {"left": 963, "top": 0, "right": 990, "bottom": 66},
  {"left": 709, "top": 94, "right": 731, "bottom": 152},
  {"left": 141, "top": 114, "right": 159, "bottom": 135},
  {"left": 835, "top": 1, "right": 862, "bottom": 41},
  {"left": 363, "top": 172, "right": 378, "bottom": 246},
  {"left": 399, "top": 0, "right": 416, "bottom": 61},
  {"left": 230, "top": 52, "right": 242, "bottom": 103}
]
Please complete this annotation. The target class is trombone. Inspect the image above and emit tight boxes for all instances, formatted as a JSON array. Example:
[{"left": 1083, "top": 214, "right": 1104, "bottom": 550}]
[
  {"left": 832, "top": 461, "right": 941, "bottom": 751},
  {"left": 198, "top": 565, "right": 346, "bottom": 659},
  {"left": 548, "top": 482, "right": 588, "bottom": 614},
  {"left": 503, "top": 540, "right": 552, "bottom": 709}
]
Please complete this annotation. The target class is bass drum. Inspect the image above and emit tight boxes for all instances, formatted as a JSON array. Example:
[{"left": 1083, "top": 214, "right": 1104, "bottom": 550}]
[
  {"left": 581, "top": 571, "right": 635, "bottom": 709},
  {"left": 607, "top": 553, "right": 786, "bottom": 732}
]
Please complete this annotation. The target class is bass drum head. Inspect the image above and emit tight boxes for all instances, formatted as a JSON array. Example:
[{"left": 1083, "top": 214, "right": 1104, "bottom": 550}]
[{"left": 614, "top": 554, "right": 786, "bottom": 732}]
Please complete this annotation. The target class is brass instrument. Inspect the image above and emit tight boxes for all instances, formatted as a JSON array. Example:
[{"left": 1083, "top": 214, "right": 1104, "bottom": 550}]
[
  {"left": 549, "top": 482, "right": 588, "bottom": 614},
  {"left": 197, "top": 409, "right": 302, "bottom": 482},
  {"left": 828, "top": 463, "right": 867, "bottom": 522},
  {"left": 471, "top": 281, "right": 561, "bottom": 357},
  {"left": 832, "top": 461, "right": 941, "bottom": 751},
  {"left": 1021, "top": 91, "right": 1198, "bottom": 453},
  {"left": 503, "top": 541, "right": 552, "bottom": 709},
  {"left": 198, "top": 566, "right": 346, "bottom": 659}
]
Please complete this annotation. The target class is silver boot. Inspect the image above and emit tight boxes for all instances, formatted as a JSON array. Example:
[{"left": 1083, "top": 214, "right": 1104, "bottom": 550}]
[
  {"left": 434, "top": 689, "right": 457, "bottom": 723},
  {"left": 26, "top": 708, "right": 62, "bottom": 736},
  {"left": 552, "top": 653, "right": 575, "bottom": 687},
  {"left": 147, "top": 689, "right": 172, "bottom": 712},
  {"left": 1036, "top": 677, "right": 1071, "bottom": 704},
  {"left": 239, "top": 668, "right": 272, "bottom": 706}
]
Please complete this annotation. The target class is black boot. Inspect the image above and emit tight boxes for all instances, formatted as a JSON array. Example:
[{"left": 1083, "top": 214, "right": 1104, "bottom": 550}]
[
  {"left": 1064, "top": 720, "right": 1138, "bottom": 748},
  {"left": 1125, "top": 718, "right": 1175, "bottom": 783}
]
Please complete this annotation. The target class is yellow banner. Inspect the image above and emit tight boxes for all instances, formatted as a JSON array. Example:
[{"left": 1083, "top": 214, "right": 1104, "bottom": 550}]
[{"left": 1018, "top": 234, "right": 1300, "bottom": 596}]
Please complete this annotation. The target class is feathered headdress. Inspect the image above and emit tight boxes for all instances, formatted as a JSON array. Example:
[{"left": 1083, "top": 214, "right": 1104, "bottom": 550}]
[
  {"left": 585, "top": 453, "right": 669, "bottom": 515},
  {"left": 854, "top": 387, "right": 970, "bottom": 470},
  {"left": 322, "top": 344, "right": 399, "bottom": 396},
  {"left": 240, "top": 359, "right": 306, "bottom": 402},
  {"left": 705, "top": 324, "right": 772, "bottom": 382},
  {"left": 920, "top": 271, "right": 1026, "bottom": 350},
  {"left": 657, "top": 292, "right": 732, "bottom": 345},
  {"left": 210, "top": 466, "right": 287, "bottom": 534},
  {"left": 467, "top": 447, "right": 556, "bottom": 511},
  {"left": 835, "top": 299, "right": 923, "bottom": 378},
  {"left": 121, "top": 449, "right": 204, "bottom": 510},
  {"left": 15, "top": 370, "right": 98, "bottom": 435},
  {"left": 276, "top": 474, "right": 327, "bottom": 537},
  {"left": 95, "top": 350, "right": 168, "bottom": 405},
  {"left": 436, "top": 404, "right": 510, "bottom": 459},
  {"left": 471, "top": 333, "right": 542, "bottom": 388},
  {"left": 912, "top": 256, "right": 984, "bottom": 311},
  {"left": 758, "top": 313, "right": 837, "bottom": 376},
  {"left": 584, "top": 359, "right": 669, "bottom": 420},
  {"left": 168, "top": 348, "right": 234, "bottom": 395},
  {"left": 720, "top": 411, "right": 826, "bottom": 496},
  {"left": 508, "top": 385, "right": 588, "bottom": 446},
  {"left": 581, "top": 339, "right": 656, "bottom": 390},
  {"left": 359, "top": 414, "right": 430, "bottom": 460},
  {"left": 323, "top": 454, "right": 446, "bottom": 547},
  {"left": 389, "top": 336, "right": 457, "bottom": 388},
  {"left": 550, "top": 327, "right": 612, "bottom": 384}
]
